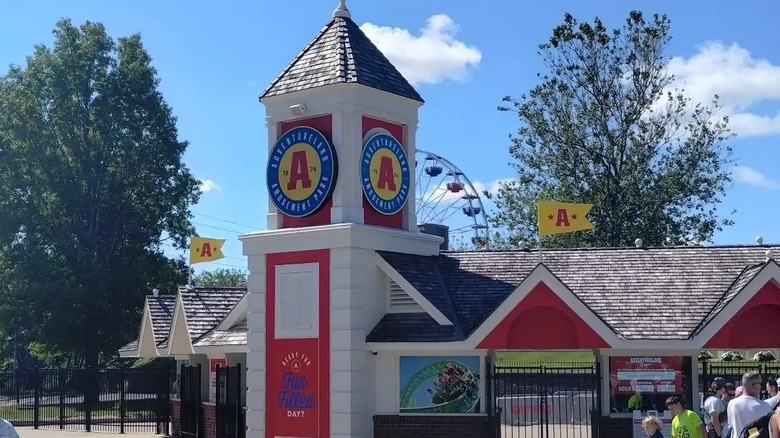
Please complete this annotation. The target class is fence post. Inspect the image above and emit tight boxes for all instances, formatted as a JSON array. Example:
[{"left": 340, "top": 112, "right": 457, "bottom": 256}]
[
  {"left": 84, "top": 368, "right": 92, "bottom": 432},
  {"left": 237, "top": 364, "right": 244, "bottom": 438},
  {"left": 164, "top": 364, "right": 172, "bottom": 436},
  {"left": 59, "top": 369, "right": 66, "bottom": 429},
  {"left": 33, "top": 368, "right": 40, "bottom": 429},
  {"left": 119, "top": 367, "right": 126, "bottom": 434}
]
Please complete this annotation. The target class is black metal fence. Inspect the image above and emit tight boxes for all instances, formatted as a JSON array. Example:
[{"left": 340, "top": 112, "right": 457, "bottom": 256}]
[
  {"left": 0, "top": 367, "right": 171, "bottom": 433},
  {"left": 699, "top": 360, "right": 780, "bottom": 401},
  {"left": 493, "top": 362, "right": 600, "bottom": 438},
  {"left": 215, "top": 364, "right": 244, "bottom": 438},
  {"left": 180, "top": 364, "right": 202, "bottom": 438}
]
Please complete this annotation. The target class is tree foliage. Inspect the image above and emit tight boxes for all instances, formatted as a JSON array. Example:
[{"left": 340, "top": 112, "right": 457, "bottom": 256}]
[
  {"left": 0, "top": 19, "right": 200, "bottom": 365},
  {"left": 192, "top": 268, "right": 247, "bottom": 288},
  {"left": 491, "top": 11, "right": 734, "bottom": 248}
]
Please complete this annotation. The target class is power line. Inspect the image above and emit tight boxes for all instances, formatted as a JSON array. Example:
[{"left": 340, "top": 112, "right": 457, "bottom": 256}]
[
  {"left": 193, "top": 222, "right": 245, "bottom": 235},
  {"left": 192, "top": 212, "right": 262, "bottom": 230}
]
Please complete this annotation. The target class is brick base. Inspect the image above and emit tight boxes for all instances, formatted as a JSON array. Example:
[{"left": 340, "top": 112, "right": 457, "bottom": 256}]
[
  {"left": 202, "top": 403, "right": 216, "bottom": 438},
  {"left": 170, "top": 400, "right": 218, "bottom": 438},
  {"left": 171, "top": 400, "right": 181, "bottom": 438},
  {"left": 373, "top": 415, "right": 494, "bottom": 438}
]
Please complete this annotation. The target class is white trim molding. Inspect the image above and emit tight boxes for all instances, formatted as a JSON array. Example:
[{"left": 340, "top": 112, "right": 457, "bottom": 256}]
[
  {"left": 241, "top": 222, "right": 442, "bottom": 257},
  {"left": 217, "top": 293, "right": 248, "bottom": 331},
  {"left": 136, "top": 301, "right": 159, "bottom": 358},
  {"left": 166, "top": 294, "right": 195, "bottom": 356},
  {"left": 464, "top": 264, "right": 623, "bottom": 349},
  {"left": 375, "top": 254, "right": 452, "bottom": 325}
]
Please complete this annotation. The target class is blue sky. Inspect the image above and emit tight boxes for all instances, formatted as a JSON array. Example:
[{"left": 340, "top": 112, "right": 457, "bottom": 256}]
[{"left": 3, "top": 0, "right": 779, "bottom": 273}]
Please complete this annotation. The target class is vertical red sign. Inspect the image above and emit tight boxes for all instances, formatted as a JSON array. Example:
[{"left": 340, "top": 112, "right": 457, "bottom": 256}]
[
  {"left": 267, "top": 339, "right": 319, "bottom": 435},
  {"left": 210, "top": 358, "right": 227, "bottom": 372}
]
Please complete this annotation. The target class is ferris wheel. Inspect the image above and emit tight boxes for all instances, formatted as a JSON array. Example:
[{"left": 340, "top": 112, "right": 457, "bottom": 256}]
[{"left": 414, "top": 149, "right": 490, "bottom": 250}]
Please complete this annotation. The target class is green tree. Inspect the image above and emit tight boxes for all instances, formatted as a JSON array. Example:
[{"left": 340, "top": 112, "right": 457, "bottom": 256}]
[
  {"left": 192, "top": 268, "right": 247, "bottom": 288},
  {"left": 491, "top": 11, "right": 734, "bottom": 249},
  {"left": 0, "top": 19, "right": 200, "bottom": 367}
]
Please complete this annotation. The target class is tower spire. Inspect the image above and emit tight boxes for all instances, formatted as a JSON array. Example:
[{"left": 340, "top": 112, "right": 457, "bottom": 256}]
[{"left": 333, "top": 0, "right": 351, "bottom": 19}]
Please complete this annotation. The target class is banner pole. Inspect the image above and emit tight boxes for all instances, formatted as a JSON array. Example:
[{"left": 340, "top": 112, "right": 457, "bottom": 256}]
[
  {"left": 187, "top": 239, "right": 192, "bottom": 288},
  {"left": 538, "top": 233, "right": 543, "bottom": 264}
]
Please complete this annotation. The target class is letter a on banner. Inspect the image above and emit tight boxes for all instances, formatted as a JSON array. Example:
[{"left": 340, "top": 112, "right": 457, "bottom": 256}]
[
  {"left": 537, "top": 200, "right": 595, "bottom": 236},
  {"left": 189, "top": 236, "right": 226, "bottom": 264}
]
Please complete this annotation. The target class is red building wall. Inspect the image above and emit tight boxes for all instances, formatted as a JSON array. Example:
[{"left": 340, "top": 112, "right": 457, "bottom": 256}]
[
  {"left": 477, "top": 282, "right": 610, "bottom": 349},
  {"left": 265, "top": 250, "right": 330, "bottom": 438}
]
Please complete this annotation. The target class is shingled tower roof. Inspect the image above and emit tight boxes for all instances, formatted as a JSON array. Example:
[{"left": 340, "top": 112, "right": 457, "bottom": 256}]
[{"left": 260, "top": 1, "right": 424, "bottom": 103}]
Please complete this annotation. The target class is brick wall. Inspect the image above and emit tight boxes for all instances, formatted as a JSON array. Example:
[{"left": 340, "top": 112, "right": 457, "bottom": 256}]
[
  {"left": 170, "top": 400, "right": 220, "bottom": 438},
  {"left": 373, "top": 415, "right": 494, "bottom": 438},
  {"left": 171, "top": 400, "right": 181, "bottom": 438},
  {"left": 202, "top": 403, "right": 216, "bottom": 438}
]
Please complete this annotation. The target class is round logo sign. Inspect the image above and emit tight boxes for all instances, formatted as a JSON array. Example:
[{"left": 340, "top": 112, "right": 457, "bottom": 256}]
[
  {"left": 360, "top": 132, "right": 410, "bottom": 215},
  {"left": 266, "top": 126, "right": 337, "bottom": 217}
]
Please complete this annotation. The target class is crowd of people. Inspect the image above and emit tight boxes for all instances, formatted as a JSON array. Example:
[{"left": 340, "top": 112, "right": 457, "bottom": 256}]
[{"left": 641, "top": 372, "right": 780, "bottom": 438}]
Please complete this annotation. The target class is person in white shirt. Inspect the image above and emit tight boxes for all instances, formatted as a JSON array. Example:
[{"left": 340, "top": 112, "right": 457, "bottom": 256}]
[
  {"left": 0, "top": 418, "right": 20, "bottom": 438},
  {"left": 727, "top": 371, "right": 772, "bottom": 437},
  {"left": 766, "top": 377, "right": 780, "bottom": 410}
]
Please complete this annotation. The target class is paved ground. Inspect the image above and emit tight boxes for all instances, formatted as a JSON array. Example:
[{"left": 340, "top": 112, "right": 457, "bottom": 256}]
[
  {"left": 18, "top": 428, "right": 163, "bottom": 437},
  {"left": 501, "top": 424, "right": 591, "bottom": 438}
]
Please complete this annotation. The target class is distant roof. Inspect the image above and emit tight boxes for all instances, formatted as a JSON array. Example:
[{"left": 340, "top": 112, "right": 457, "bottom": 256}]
[
  {"left": 372, "top": 245, "right": 780, "bottom": 342},
  {"left": 179, "top": 286, "right": 246, "bottom": 342},
  {"left": 149, "top": 295, "right": 176, "bottom": 347},
  {"left": 260, "top": 14, "right": 423, "bottom": 102},
  {"left": 193, "top": 318, "right": 248, "bottom": 348}
]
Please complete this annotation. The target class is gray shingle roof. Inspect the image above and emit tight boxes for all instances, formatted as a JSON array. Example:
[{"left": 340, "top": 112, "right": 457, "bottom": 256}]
[
  {"left": 376, "top": 245, "right": 779, "bottom": 342},
  {"left": 367, "top": 313, "right": 461, "bottom": 342},
  {"left": 149, "top": 295, "right": 176, "bottom": 347},
  {"left": 193, "top": 318, "right": 248, "bottom": 347},
  {"left": 378, "top": 251, "right": 460, "bottom": 332},
  {"left": 260, "top": 16, "right": 423, "bottom": 102},
  {"left": 690, "top": 261, "right": 772, "bottom": 337},
  {"left": 179, "top": 286, "right": 246, "bottom": 342},
  {"left": 119, "top": 340, "right": 137, "bottom": 352}
]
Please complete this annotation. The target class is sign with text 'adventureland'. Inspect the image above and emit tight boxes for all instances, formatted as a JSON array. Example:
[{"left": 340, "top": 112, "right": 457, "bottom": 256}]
[
  {"left": 266, "top": 126, "right": 337, "bottom": 218},
  {"left": 360, "top": 132, "right": 410, "bottom": 215}
]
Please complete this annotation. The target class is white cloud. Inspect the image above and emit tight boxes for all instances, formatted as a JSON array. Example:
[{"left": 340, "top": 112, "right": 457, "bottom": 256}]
[
  {"left": 360, "top": 15, "right": 482, "bottom": 86},
  {"left": 666, "top": 42, "right": 780, "bottom": 137},
  {"left": 199, "top": 179, "right": 222, "bottom": 193},
  {"left": 731, "top": 165, "right": 779, "bottom": 190}
]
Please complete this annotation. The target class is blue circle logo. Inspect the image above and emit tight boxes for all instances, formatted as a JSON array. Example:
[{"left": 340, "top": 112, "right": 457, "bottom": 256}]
[
  {"left": 360, "top": 132, "right": 410, "bottom": 215},
  {"left": 266, "top": 126, "right": 337, "bottom": 218}
]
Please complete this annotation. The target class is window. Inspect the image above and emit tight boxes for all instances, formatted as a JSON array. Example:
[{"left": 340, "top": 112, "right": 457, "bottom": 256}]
[
  {"left": 274, "top": 263, "right": 319, "bottom": 339},
  {"left": 608, "top": 356, "right": 693, "bottom": 414}
]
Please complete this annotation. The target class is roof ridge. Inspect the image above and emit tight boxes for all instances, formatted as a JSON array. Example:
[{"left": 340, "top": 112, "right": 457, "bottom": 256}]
[
  {"left": 260, "top": 19, "right": 337, "bottom": 99},
  {"left": 689, "top": 260, "right": 769, "bottom": 338},
  {"left": 430, "top": 256, "right": 464, "bottom": 340},
  {"left": 443, "top": 244, "right": 780, "bottom": 254}
]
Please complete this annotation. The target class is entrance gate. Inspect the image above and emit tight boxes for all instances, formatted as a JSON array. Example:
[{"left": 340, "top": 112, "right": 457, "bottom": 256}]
[
  {"left": 492, "top": 362, "right": 601, "bottom": 438},
  {"left": 215, "top": 364, "right": 245, "bottom": 438},
  {"left": 180, "top": 364, "right": 202, "bottom": 438}
]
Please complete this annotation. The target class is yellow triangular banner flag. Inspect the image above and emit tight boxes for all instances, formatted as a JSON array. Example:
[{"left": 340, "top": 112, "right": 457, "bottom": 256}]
[
  {"left": 537, "top": 200, "right": 595, "bottom": 236},
  {"left": 189, "top": 237, "right": 226, "bottom": 265}
]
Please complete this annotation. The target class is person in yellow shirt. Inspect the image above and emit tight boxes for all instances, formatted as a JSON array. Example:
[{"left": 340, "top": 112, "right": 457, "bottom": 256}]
[
  {"left": 666, "top": 396, "right": 705, "bottom": 438},
  {"left": 628, "top": 380, "right": 644, "bottom": 411}
]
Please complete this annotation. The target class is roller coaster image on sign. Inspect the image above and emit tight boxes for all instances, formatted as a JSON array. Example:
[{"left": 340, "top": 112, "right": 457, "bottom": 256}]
[{"left": 399, "top": 356, "right": 481, "bottom": 414}]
